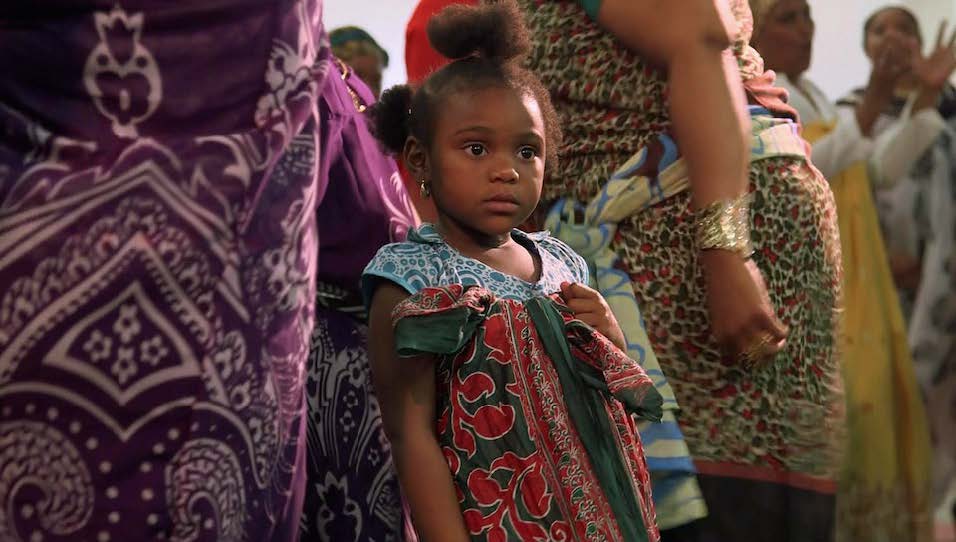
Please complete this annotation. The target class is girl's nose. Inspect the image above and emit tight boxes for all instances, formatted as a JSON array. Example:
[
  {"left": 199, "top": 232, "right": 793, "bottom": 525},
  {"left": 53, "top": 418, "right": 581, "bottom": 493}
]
[{"left": 491, "top": 164, "right": 519, "bottom": 183}]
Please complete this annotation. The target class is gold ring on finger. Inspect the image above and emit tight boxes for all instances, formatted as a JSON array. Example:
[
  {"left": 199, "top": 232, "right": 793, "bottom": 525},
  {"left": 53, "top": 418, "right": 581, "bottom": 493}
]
[{"left": 742, "top": 333, "right": 775, "bottom": 367}]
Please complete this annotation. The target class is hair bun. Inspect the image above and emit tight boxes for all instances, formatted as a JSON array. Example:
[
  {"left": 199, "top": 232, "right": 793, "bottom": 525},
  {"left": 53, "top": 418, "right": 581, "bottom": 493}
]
[
  {"left": 370, "top": 84, "right": 413, "bottom": 155},
  {"left": 427, "top": 0, "right": 529, "bottom": 63}
]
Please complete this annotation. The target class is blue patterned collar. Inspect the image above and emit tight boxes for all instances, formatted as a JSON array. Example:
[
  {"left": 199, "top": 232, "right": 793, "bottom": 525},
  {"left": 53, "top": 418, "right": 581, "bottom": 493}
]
[{"left": 409, "top": 223, "right": 549, "bottom": 246}]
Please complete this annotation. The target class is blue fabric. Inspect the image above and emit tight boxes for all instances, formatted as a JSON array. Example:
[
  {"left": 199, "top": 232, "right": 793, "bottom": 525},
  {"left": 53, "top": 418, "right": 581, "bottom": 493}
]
[{"left": 362, "top": 223, "right": 588, "bottom": 306}]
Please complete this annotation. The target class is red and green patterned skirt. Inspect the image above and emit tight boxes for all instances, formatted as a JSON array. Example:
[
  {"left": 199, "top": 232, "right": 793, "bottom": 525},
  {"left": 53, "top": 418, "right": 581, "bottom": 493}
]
[{"left": 392, "top": 285, "right": 663, "bottom": 542}]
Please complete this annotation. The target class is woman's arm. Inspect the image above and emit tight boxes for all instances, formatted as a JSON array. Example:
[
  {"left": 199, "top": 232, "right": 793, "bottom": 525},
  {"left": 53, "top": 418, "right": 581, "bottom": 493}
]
[
  {"left": 866, "top": 22, "right": 956, "bottom": 186},
  {"left": 867, "top": 100, "right": 946, "bottom": 187},
  {"left": 910, "top": 21, "right": 956, "bottom": 115},
  {"left": 593, "top": 0, "right": 788, "bottom": 360},
  {"left": 368, "top": 282, "right": 470, "bottom": 542},
  {"left": 854, "top": 36, "right": 904, "bottom": 136},
  {"left": 595, "top": 0, "right": 748, "bottom": 208},
  {"left": 807, "top": 106, "right": 874, "bottom": 179}
]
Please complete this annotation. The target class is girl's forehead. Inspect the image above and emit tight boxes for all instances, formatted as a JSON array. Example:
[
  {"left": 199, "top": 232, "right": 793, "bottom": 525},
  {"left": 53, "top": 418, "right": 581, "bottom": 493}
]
[
  {"left": 439, "top": 86, "right": 543, "bottom": 124},
  {"left": 445, "top": 85, "right": 535, "bottom": 106}
]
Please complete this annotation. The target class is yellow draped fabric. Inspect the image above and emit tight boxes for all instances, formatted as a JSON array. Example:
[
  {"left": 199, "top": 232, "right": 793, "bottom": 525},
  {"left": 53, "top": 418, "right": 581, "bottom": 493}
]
[{"left": 802, "top": 121, "right": 932, "bottom": 542}]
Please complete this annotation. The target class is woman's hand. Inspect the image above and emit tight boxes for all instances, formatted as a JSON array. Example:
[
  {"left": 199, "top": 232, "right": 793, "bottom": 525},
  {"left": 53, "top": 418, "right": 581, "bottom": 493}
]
[
  {"left": 914, "top": 21, "right": 956, "bottom": 91},
  {"left": 699, "top": 250, "right": 788, "bottom": 367},
  {"left": 913, "top": 21, "right": 956, "bottom": 110},
  {"left": 888, "top": 252, "right": 922, "bottom": 291},
  {"left": 868, "top": 35, "right": 913, "bottom": 95},
  {"left": 560, "top": 282, "right": 627, "bottom": 351},
  {"left": 858, "top": 35, "right": 911, "bottom": 136}
]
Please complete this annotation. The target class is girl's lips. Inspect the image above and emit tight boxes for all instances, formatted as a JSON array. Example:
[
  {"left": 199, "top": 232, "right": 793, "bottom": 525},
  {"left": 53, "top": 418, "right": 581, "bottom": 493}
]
[
  {"left": 482, "top": 194, "right": 521, "bottom": 213},
  {"left": 485, "top": 193, "right": 519, "bottom": 204}
]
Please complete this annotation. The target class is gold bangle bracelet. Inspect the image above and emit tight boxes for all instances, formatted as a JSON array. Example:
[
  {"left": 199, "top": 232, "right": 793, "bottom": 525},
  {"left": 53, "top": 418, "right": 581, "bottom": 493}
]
[{"left": 694, "top": 193, "right": 754, "bottom": 258}]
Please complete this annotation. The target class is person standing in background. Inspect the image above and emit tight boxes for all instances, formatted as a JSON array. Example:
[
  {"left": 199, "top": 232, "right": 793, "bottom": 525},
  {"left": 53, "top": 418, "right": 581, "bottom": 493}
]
[
  {"left": 331, "top": 26, "right": 390, "bottom": 97},
  {"left": 299, "top": 43, "right": 419, "bottom": 542},
  {"left": 518, "top": 0, "right": 844, "bottom": 540},
  {"left": 751, "top": 2, "right": 955, "bottom": 540},
  {"left": 839, "top": 7, "right": 956, "bottom": 533}
]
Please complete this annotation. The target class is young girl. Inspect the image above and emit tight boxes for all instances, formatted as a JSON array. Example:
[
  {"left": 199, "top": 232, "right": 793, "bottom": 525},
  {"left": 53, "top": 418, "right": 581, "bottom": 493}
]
[{"left": 362, "top": 2, "right": 662, "bottom": 541}]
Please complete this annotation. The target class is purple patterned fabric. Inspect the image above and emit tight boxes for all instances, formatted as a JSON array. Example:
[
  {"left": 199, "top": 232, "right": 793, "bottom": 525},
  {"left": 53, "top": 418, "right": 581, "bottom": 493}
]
[
  {"left": 316, "top": 61, "right": 416, "bottom": 293},
  {"left": 0, "top": 2, "right": 330, "bottom": 540},
  {"left": 301, "top": 58, "right": 417, "bottom": 541}
]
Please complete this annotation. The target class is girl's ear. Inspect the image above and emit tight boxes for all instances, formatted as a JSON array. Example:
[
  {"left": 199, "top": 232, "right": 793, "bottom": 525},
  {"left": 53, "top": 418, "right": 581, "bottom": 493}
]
[{"left": 403, "top": 136, "right": 429, "bottom": 180}]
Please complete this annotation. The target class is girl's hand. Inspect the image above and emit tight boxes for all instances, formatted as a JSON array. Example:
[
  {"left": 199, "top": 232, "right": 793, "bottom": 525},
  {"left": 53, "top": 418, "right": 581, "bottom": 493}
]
[
  {"left": 560, "top": 282, "right": 627, "bottom": 351},
  {"left": 699, "top": 250, "right": 788, "bottom": 368}
]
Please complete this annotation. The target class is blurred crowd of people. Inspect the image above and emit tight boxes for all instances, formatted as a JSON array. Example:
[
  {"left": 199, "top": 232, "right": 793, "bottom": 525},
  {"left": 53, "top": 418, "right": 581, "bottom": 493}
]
[{"left": 329, "top": 2, "right": 956, "bottom": 539}]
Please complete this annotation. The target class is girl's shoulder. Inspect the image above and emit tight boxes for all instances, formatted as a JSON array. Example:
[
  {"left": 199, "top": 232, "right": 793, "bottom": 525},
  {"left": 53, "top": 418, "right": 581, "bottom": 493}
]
[{"left": 361, "top": 224, "right": 450, "bottom": 306}]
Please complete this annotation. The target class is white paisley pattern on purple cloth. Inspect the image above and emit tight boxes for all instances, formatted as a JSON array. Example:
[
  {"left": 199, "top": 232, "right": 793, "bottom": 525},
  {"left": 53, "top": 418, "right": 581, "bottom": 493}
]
[
  {"left": 0, "top": 2, "right": 328, "bottom": 540},
  {"left": 300, "top": 57, "right": 418, "bottom": 542}
]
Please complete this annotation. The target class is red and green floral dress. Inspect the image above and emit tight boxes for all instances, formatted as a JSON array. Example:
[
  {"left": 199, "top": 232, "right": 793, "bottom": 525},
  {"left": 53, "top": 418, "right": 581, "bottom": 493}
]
[{"left": 363, "top": 225, "right": 663, "bottom": 541}]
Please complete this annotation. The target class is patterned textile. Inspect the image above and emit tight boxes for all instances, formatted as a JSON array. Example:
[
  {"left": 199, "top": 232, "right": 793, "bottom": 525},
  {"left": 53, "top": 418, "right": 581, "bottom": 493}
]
[
  {"left": 518, "top": 0, "right": 790, "bottom": 204},
  {"left": 362, "top": 223, "right": 588, "bottom": 303},
  {"left": 391, "top": 285, "right": 662, "bottom": 542},
  {"left": 543, "top": 108, "right": 811, "bottom": 528},
  {"left": 518, "top": 2, "right": 844, "bottom": 537},
  {"left": 613, "top": 155, "right": 844, "bottom": 539},
  {"left": 300, "top": 57, "right": 418, "bottom": 541},
  {"left": 802, "top": 118, "right": 934, "bottom": 542},
  {"left": 0, "top": 2, "right": 327, "bottom": 540},
  {"left": 304, "top": 308, "right": 404, "bottom": 541},
  {"left": 841, "top": 90, "right": 956, "bottom": 522},
  {"left": 911, "top": 121, "right": 956, "bottom": 522}
]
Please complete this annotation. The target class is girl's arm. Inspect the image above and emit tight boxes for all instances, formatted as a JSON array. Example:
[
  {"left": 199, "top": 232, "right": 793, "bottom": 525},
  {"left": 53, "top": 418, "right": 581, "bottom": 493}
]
[{"left": 368, "top": 282, "right": 470, "bottom": 542}]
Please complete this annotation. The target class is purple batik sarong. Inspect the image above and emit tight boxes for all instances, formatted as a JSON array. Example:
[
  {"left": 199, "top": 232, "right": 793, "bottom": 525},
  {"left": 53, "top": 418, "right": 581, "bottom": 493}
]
[
  {"left": 300, "top": 55, "right": 418, "bottom": 541},
  {"left": 0, "top": 1, "right": 330, "bottom": 540}
]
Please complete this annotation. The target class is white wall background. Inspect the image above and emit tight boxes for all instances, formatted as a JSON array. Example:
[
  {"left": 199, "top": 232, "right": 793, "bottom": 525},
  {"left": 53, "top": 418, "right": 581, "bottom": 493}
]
[{"left": 324, "top": 0, "right": 956, "bottom": 102}]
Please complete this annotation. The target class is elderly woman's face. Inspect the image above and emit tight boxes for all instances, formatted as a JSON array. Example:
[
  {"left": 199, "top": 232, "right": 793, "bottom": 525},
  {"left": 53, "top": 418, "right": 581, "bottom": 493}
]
[{"left": 752, "top": 0, "right": 815, "bottom": 79}]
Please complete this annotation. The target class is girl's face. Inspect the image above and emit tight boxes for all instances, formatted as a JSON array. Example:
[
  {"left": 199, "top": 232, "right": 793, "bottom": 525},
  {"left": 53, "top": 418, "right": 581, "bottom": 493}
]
[
  {"left": 752, "top": 0, "right": 815, "bottom": 80},
  {"left": 422, "top": 85, "right": 546, "bottom": 245},
  {"left": 864, "top": 8, "right": 921, "bottom": 66}
]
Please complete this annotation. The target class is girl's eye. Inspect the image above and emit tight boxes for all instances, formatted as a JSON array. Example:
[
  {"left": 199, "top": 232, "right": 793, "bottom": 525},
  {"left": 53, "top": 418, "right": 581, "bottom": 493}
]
[
  {"left": 466, "top": 144, "right": 486, "bottom": 156},
  {"left": 518, "top": 146, "right": 538, "bottom": 160}
]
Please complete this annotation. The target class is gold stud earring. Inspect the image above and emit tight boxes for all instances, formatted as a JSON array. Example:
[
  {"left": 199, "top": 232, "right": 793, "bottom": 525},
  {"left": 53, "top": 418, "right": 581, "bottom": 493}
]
[{"left": 419, "top": 178, "right": 431, "bottom": 199}]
